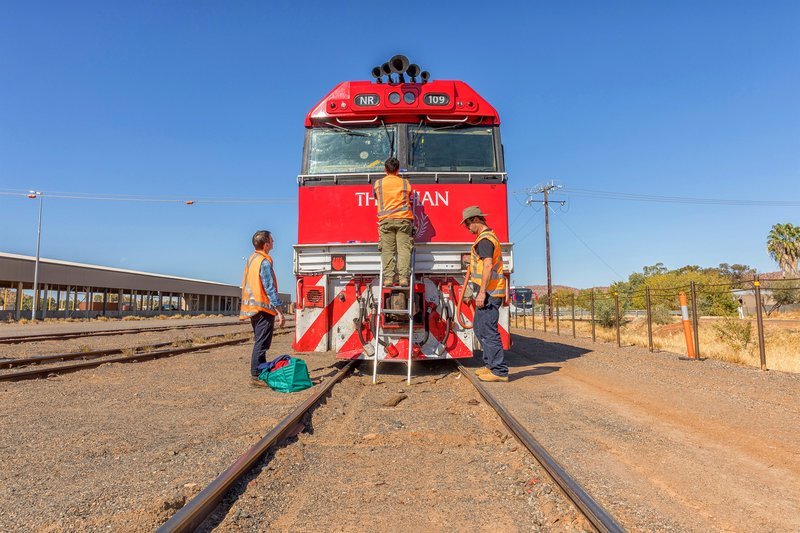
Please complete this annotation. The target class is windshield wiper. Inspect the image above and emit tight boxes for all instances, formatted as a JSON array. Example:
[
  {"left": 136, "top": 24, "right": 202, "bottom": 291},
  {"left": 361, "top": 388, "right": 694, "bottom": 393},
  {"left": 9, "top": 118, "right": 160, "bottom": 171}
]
[
  {"left": 325, "top": 122, "right": 368, "bottom": 136},
  {"left": 429, "top": 122, "right": 476, "bottom": 131}
]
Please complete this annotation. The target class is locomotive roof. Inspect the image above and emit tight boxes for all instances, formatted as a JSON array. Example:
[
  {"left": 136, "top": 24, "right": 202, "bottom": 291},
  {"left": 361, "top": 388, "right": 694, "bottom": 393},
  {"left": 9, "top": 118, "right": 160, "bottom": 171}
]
[{"left": 305, "top": 80, "right": 500, "bottom": 127}]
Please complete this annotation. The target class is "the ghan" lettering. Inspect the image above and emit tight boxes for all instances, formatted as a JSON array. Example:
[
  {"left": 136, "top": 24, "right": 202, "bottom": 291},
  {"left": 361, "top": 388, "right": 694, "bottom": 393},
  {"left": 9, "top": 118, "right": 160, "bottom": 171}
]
[{"left": 355, "top": 191, "right": 449, "bottom": 207}]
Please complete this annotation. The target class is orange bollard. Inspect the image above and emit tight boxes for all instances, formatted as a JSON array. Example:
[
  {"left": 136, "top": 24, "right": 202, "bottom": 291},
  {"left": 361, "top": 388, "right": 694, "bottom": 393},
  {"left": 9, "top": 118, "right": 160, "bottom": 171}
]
[{"left": 679, "top": 292, "right": 696, "bottom": 359}]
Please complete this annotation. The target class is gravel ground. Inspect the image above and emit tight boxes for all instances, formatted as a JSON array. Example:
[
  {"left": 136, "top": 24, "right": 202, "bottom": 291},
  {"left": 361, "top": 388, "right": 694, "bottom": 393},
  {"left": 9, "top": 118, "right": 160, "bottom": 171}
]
[
  {"left": 7, "top": 319, "right": 792, "bottom": 531},
  {"left": 205, "top": 363, "right": 589, "bottom": 532},
  {"left": 0, "top": 328, "right": 331, "bottom": 532},
  {"left": 0, "top": 322, "right": 251, "bottom": 361},
  {"left": 494, "top": 328, "right": 800, "bottom": 532},
  {"left": 1, "top": 323, "right": 591, "bottom": 532}
]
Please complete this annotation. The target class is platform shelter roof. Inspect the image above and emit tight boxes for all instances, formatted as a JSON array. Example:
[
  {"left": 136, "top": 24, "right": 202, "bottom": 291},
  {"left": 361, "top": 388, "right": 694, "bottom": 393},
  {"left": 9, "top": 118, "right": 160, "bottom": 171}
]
[{"left": 0, "top": 252, "right": 239, "bottom": 297}]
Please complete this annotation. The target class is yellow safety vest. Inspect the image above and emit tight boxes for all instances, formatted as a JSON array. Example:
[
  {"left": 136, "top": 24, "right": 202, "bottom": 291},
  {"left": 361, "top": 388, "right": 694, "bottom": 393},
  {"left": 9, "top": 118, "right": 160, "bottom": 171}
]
[
  {"left": 469, "top": 229, "right": 507, "bottom": 298},
  {"left": 373, "top": 174, "right": 413, "bottom": 222},
  {"left": 240, "top": 251, "right": 278, "bottom": 319}
]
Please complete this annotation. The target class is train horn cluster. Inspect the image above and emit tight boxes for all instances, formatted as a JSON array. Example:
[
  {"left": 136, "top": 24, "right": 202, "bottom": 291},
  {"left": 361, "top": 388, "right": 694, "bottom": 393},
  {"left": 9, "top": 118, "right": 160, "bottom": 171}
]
[{"left": 371, "top": 55, "right": 429, "bottom": 84}]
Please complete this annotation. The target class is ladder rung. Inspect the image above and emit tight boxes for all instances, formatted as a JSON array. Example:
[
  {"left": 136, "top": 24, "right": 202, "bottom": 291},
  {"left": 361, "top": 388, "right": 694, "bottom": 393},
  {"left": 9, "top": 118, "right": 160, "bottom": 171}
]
[{"left": 382, "top": 309, "right": 411, "bottom": 314}]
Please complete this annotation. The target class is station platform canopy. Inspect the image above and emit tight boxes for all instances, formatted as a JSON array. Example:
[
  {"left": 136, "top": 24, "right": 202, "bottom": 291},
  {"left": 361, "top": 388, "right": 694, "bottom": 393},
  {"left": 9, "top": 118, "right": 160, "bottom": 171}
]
[{"left": 0, "top": 252, "right": 243, "bottom": 320}]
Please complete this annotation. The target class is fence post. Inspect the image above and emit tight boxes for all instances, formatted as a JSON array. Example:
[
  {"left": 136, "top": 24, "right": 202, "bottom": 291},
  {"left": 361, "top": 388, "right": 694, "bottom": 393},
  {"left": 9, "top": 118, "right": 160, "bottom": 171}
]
[
  {"left": 645, "top": 286, "right": 654, "bottom": 352},
  {"left": 614, "top": 292, "right": 621, "bottom": 347},
  {"left": 513, "top": 295, "right": 517, "bottom": 327},
  {"left": 555, "top": 297, "right": 561, "bottom": 335},
  {"left": 754, "top": 280, "right": 767, "bottom": 371},
  {"left": 590, "top": 289, "right": 596, "bottom": 342},
  {"left": 571, "top": 293, "right": 576, "bottom": 338},
  {"left": 522, "top": 295, "right": 527, "bottom": 330},
  {"left": 543, "top": 299, "right": 547, "bottom": 333},
  {"left": 690, "top": 281, "right": 701, "bottom": 357},
  {"left": 532, "top": 298, "right": 536, "bottom": 331}
]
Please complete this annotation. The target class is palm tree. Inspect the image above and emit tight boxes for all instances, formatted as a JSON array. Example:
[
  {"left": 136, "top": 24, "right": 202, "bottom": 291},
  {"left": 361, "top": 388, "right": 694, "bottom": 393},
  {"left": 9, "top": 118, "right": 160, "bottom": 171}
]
[{"left": 767, "top": 223, "right": 800, "bottom": 277}]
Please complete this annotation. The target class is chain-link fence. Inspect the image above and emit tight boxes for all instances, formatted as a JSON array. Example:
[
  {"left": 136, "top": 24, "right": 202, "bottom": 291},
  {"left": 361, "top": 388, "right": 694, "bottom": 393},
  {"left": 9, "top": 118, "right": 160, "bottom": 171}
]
[{"left": 511, "top": 277, "right": 800, "bottom": 373}]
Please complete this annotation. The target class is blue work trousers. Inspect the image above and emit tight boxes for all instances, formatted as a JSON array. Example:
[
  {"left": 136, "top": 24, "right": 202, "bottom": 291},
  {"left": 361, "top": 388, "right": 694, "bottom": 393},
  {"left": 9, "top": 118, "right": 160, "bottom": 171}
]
[
  {"left": 474, "top": 296, "right": 508, "bottom": 377},
  {"left": 250, "top": 311, "right": 275, "bottom": 377}
]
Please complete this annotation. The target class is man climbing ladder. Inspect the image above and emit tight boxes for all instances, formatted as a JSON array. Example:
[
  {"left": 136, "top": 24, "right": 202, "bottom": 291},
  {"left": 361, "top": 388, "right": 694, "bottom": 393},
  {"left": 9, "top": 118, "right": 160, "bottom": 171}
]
[{"left": 373, "top": 157, "right": 413, "bottom": 286}]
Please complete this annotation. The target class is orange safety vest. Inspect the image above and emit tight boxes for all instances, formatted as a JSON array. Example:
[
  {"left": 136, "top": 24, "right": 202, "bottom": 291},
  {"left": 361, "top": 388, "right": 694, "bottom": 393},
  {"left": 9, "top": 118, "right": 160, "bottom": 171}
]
[
  {"left": 240, "top": 251, "right": 278, "bottom": 319},
  {"left": 469, "top": 229, "right": 507, "bottom": 298},
  {"left": 373, "top": 174, "right": 413, "bottom": 222}
]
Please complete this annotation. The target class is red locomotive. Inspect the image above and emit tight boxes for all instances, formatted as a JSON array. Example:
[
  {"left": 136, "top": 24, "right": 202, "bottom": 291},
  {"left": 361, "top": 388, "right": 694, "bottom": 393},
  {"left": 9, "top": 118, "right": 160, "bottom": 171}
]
[{"left": 292, "top": 56, "right": 512, "bottom": 375}]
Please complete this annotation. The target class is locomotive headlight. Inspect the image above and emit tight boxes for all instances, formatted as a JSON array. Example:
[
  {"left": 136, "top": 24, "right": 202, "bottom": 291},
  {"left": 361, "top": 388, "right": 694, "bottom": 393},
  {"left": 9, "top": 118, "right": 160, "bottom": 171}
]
[
  {"left": 403, "top": 91, "right": 416, "bottom": 104},
  {"left": 388, "top": 92, "right": 401, "bottom": 104}
]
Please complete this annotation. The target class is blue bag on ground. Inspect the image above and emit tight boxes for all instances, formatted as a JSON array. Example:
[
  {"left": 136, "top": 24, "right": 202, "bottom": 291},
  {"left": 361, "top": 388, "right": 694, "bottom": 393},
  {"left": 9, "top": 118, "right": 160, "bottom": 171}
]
[{"left": 258, "top": 357, "right": 313, "bottom": 393}]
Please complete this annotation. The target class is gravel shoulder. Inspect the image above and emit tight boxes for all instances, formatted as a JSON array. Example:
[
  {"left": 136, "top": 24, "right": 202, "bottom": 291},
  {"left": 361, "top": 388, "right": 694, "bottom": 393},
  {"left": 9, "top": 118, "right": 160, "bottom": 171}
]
[
  {"left": 0, "top": 323, "right": 250, "bottom": 360},
  {"left": 0, "top": 328, "right": 332, "bottom": 532},
  {"left": 496, "top": 328, "right": 800, "bottom": 532},
  {"left": 0, "top": 316, "right": 240, "bottom": 339}
]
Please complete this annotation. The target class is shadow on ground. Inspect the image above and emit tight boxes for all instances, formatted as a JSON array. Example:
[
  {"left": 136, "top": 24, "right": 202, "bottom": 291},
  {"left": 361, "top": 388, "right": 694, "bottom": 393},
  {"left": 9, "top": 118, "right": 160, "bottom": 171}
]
[{"left": 507, "top": 333, "right": 592, "bottom": 369}]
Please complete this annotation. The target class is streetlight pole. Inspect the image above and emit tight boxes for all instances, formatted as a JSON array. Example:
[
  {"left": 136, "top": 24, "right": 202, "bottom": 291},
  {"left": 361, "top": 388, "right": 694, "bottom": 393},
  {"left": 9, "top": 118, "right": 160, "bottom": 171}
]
[{"left": 29, "top": 191, "right": 43, "bottom": 320}]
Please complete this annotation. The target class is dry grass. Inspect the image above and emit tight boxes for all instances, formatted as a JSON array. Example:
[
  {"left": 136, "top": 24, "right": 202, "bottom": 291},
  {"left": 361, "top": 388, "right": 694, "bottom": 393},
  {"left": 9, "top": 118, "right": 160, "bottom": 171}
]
[
  {"left": 512, "top": 315, "right": 800, "bottom": 374},
  {"left": 772, "top": 309, "right": 800, "bottom": 320}
]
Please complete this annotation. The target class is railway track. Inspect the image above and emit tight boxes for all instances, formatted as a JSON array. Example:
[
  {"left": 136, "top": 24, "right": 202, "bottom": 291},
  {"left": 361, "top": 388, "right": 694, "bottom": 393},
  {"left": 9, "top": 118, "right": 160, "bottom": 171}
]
[
  {"left": 0, "top": 331, "right": 262, "bottom": 370},
  {"left": 0, "top": 320, "right": 246, "bottom": 345},
  {"left": 0, "top": 332, "right": 271, "bottom": 382},
  {"left": 157, "top": 361, "right": 623, "bottom": 533}
]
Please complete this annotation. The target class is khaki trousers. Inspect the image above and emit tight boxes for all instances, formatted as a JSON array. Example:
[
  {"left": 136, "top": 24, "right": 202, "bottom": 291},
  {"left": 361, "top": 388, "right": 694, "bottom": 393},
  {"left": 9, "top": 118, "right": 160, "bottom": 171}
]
[{"left": 378, "top": 219, "right": 413, "bottom": 282}]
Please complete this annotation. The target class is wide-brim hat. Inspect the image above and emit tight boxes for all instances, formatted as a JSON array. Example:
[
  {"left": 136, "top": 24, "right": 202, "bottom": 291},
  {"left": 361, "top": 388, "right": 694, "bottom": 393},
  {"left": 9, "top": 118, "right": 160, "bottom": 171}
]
[{"left": 460, "top": 205, "right": 489, "bottom": 224}]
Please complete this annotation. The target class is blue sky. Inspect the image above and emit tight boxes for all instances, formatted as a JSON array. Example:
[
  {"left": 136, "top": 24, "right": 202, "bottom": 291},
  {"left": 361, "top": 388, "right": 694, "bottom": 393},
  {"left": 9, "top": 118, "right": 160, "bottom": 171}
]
[{"left": 1, "top": 1, "right": 798, "bottom": 291}]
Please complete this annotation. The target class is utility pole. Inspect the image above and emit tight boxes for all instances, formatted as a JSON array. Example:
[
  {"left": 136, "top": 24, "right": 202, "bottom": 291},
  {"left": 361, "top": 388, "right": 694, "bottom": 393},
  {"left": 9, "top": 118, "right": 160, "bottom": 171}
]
[{"left": 526, "top": 181, "right": 564, "bottom": 319}]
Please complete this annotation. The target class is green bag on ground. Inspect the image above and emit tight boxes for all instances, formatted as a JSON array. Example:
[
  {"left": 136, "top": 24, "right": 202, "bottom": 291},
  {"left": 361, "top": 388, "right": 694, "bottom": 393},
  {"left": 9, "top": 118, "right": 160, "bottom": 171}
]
[{"left": 259, "top": 357, "right": 313, "bottom": 393}]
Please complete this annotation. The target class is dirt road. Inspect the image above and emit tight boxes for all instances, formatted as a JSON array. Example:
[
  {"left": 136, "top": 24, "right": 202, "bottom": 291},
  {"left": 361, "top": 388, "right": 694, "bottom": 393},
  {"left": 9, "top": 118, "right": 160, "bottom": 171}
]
[{"left": 497, "top": 329, "right": 800, "bottom": 531}]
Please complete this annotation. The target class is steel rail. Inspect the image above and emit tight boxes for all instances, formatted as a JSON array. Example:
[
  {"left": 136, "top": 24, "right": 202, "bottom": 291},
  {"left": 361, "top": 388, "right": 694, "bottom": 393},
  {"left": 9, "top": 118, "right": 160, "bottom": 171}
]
[
  {"left": 0, "top": 320, "right": 244, "bottom": 344},
  {"left": 157, "top": 360, "right": 355, "bottom": 533},
  {"left": 0, "top": 337, "right": 250, "bottom": 382},
  {"left": 456, "top": 362, "right": 624, "bottom": 533}
]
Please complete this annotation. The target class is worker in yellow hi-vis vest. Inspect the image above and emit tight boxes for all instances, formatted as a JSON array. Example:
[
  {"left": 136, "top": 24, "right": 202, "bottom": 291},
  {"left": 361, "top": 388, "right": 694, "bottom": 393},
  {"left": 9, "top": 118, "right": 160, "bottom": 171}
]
[
  {"left": 461, "top": 206, "right": 508, "bottom": 382},
  {"left": 372, "top": 157, "right": 413, "bottom": 286},
  {"left": 240, "top": 230, "right": 285, "bottom": 388}
]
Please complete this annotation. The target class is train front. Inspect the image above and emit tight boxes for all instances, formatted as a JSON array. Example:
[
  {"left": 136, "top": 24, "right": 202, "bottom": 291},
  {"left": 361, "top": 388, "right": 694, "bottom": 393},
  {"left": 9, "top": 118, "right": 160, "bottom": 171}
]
[{"left": 293, "top": 59, "right": 513, "bottom": 361}]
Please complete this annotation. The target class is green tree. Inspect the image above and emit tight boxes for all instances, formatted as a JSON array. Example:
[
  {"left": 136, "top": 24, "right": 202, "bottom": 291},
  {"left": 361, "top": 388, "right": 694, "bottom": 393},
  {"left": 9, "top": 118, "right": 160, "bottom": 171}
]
[
  {"left": 716, "top": 263, "right": 757, "bottom": 283},
  {"left": 764, "top": 279, "right": 800, "bottom": 316},
  {"left": 767, "top": 223, "right": 800, "bottom": 276},
  {"left": 593, "top": 293, "right": 626, "bottom": 327},
  {"left": 619, "top": 264, "right": 736, "bottom": 316}
]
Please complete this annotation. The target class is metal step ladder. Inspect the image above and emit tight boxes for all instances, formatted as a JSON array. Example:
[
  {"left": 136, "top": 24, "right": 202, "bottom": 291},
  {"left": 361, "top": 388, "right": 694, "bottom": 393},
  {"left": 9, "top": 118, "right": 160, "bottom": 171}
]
[{"left": 372, "top": 248, "right": 416, "bottom": 385}]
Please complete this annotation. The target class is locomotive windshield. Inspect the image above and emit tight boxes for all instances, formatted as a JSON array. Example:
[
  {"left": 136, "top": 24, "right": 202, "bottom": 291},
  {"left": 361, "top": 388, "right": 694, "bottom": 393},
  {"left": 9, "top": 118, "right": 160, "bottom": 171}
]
[
  {"left": 408, "top": 126, "right": 496, "bottom": 172},
  {"left": 308, "top": 126, "right": 396, "bottom": 174}
]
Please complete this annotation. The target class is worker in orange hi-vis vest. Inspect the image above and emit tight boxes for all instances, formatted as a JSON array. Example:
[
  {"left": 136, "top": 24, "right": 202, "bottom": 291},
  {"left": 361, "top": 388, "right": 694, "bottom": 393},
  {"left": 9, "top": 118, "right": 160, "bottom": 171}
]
[
  {"left": 240, "top": 230, "right": 285, "bottom": 388},
  {"left": 461, "top": 206, "right": 509, "bottom": 382},
  {"left": 372, "top": 157, "right": 414, "bottom": 286}
]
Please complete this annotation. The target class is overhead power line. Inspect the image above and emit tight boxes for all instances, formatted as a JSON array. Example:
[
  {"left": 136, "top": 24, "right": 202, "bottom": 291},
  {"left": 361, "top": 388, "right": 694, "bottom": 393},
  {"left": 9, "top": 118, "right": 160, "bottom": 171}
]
[
  {"left": 0, "top": 190, "right": 293, "bottom": 205},
  {"left": 551, "top": 187, "right": 800, "bottom": 207}
]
